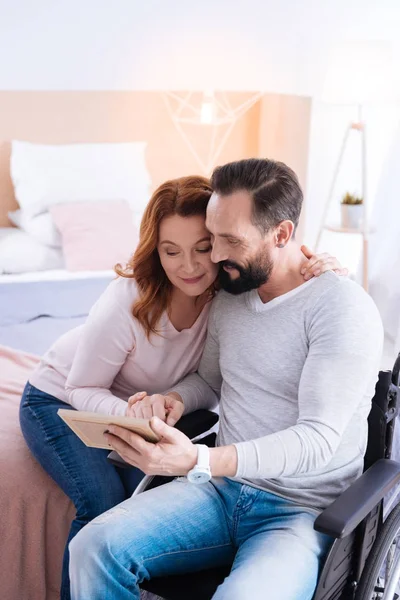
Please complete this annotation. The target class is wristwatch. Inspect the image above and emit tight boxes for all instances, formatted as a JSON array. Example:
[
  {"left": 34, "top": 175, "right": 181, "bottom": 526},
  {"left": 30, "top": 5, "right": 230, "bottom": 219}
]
[{"left": 187, "top": 444, "right": 212, "bottom": 484}]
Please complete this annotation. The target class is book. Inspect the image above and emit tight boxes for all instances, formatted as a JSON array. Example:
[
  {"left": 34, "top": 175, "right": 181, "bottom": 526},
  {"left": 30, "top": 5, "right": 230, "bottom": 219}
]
[{"left": 57, "top": 409, "right": 160, "bottom": 450}]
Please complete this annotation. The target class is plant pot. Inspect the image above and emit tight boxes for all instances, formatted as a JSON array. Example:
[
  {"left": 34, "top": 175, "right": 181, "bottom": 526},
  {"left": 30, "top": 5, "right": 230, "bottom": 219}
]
[{"left": 341, "top": 204, "right": 364, "bottom": 230}]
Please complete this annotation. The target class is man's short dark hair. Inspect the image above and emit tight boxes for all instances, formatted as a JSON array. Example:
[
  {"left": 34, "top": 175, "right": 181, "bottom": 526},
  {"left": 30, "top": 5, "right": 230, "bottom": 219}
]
[{"left": 210, "top": 158, "right": 303, "bottom": 234}]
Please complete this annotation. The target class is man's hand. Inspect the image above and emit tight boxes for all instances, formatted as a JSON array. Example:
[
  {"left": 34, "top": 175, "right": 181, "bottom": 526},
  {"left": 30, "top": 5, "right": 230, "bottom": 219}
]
[
  {"left": 125, "top": 392, "right": 184, "bottom": 426},
  {"left": 300, "top": 244, "right": 349, "bottom": 280},
  {"left": 105, "top": 416, "right": 197, "bottom": 477}
]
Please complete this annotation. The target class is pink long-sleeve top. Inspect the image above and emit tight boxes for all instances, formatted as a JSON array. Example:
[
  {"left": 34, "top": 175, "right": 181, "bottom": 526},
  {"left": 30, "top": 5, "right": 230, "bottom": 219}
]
[{"left": 29, "top": 276, "right": 211, "bottom": 416}]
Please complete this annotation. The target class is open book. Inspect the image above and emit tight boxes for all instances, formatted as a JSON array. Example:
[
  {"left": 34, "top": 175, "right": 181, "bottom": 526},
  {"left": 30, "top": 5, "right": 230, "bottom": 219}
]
[{"left": 57, "top": 409, "right": 160, "bottom": 450}]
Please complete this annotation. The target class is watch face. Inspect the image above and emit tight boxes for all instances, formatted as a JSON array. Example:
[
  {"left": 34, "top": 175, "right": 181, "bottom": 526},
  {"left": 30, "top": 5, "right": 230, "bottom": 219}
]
[{"left": 188, "top": 470, "right": 211, "bottom": 484}]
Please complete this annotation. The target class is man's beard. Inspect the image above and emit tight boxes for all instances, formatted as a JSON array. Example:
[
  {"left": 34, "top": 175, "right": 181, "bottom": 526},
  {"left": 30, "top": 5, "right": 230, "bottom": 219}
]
[{"left": 218, "top": 252, "right": 273, "bottom": 295}]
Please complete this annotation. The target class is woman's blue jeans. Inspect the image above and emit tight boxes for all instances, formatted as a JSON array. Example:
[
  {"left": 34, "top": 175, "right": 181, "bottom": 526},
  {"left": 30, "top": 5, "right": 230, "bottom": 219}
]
[{"left": 19, "top": 382, "right": 144, "bottom": 600}]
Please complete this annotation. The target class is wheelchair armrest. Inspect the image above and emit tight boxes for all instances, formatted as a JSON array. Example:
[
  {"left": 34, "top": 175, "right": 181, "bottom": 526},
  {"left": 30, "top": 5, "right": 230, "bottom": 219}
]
[
  {"left": 314, "top": 459, "right": 400, "bottom": 539},
  {"left": 107, "top": 409, "right": 219, "bottom": 469}
]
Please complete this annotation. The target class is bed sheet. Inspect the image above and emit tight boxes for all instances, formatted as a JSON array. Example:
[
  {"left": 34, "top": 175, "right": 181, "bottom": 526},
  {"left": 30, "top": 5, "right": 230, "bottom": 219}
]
[{"left": 0, "top": 270, "right": 114, "bottom": 354}]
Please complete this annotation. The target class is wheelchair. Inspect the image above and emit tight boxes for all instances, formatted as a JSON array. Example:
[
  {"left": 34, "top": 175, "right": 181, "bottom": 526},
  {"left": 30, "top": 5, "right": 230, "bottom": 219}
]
[{"left": 109, "top": 352, "right": 400, "bottom": 600}]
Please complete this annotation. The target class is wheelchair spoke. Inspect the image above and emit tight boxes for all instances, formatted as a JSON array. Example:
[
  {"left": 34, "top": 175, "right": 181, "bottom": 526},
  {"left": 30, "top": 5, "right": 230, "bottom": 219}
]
[
  {"left": 382, "top": 546, "right": 400, "bottom": 600},
  {"left": 386, "top": 542, "right": 397, "bottom": 581},
  {"left": 374, "top": 536, "right": 400, "bottom": 600}
]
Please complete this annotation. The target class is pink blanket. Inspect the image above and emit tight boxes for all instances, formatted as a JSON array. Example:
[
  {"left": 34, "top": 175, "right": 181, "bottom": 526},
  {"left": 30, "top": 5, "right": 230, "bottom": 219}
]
[{"left": 0, "top": 345, "right": 75, "bottom": 600}]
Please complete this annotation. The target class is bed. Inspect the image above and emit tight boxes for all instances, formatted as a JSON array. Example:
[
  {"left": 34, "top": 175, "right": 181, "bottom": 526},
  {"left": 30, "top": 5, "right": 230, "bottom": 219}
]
[
  {"left": 0, "top": 269, "right": 115, "bottom": 354},
  {"left": 0, "top": 269, "right": 115, "bottom": 599},
  {"left": 0, "top": 345, "right": 73, "bottom": 600}
]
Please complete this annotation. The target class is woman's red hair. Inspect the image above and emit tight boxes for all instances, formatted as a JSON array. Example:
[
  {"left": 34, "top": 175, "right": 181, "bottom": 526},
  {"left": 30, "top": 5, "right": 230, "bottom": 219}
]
[{"left": 115, "top": 175, "right": 213, "bottom": 338}]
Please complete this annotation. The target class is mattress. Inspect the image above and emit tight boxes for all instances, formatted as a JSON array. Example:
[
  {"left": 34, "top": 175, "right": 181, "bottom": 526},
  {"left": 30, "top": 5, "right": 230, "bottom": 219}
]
[
  {"left": 0, "top": 269, "right": 115, "bottom": 354},
  {"left": 0, "top": 267, "right": 115, "bottom": 283}
]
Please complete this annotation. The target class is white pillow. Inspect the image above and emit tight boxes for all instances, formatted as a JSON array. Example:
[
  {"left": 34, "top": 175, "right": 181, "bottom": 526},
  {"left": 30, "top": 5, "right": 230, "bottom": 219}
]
[
  {"left": 0, "top": 229, "right": 64, "bottom": 274},
  {"left": 10, "top": 141, "right": 151, "bottom": 219},
  {"left": 8, "top": 209, "right": 62, "bottom": 248}
]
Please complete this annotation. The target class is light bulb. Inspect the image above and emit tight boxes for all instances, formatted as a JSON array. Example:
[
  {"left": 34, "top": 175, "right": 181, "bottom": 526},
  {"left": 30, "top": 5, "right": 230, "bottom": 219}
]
[{"left": 200, "top": 91, "right": 215, "bottom": 124}]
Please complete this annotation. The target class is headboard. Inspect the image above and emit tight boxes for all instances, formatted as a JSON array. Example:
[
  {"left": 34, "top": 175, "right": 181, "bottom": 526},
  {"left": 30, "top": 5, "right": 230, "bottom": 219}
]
[{"left": 0, "top": 91, "right": 311, "bottom": 236}]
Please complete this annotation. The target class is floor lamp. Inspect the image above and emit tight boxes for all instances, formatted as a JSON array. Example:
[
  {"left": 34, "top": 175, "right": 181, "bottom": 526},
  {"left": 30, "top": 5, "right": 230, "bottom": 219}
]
[{"left": 315, "top": 41, "right": 395, "bottom": 292}]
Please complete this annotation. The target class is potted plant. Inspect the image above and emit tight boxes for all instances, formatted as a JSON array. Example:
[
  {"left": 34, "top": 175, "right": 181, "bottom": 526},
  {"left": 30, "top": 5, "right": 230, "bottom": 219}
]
[{"left": 341, "top": 192, "right": 364, "bottom": 229}]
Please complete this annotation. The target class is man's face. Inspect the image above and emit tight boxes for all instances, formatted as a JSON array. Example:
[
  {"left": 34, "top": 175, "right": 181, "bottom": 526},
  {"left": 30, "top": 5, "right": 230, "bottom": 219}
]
[{"left": 206, "top": 190, "right": 274, "bottom": 295}]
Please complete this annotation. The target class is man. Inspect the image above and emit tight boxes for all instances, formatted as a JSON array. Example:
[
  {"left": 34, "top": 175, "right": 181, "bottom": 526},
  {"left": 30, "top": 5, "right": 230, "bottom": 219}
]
[{"left": 69, "top": 158, "right": 383, "bottom": 600}]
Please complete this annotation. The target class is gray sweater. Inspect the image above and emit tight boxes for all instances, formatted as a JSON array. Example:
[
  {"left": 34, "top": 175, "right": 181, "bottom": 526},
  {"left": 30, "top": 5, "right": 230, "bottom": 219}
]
[{"left": 174, "top": 272, "right": 384, "bottom": 510}]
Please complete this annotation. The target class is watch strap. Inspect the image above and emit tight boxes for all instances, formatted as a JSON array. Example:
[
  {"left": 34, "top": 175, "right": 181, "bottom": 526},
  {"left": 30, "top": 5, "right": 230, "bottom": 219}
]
[{"left": 196, "top": 444, "right": 210, "bottom": 470}]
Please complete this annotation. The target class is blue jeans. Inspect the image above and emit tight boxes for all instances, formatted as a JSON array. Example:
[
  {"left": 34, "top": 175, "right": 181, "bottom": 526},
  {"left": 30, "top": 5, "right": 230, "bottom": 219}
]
[
  {"left": 69, "top": 476, "right": 332, "bottom": 600},
  {"left": 19, "top": 382, "right": 144, "bottom": 600}
]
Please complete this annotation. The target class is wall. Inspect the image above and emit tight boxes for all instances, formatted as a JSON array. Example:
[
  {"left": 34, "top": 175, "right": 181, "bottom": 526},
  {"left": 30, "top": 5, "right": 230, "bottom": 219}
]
[
  {"left": 1, "top": 0, "right": 398, "bottom": 94},
  {"left": 305, "top": 100, "right": 400, "bottom": 272},
  {"left": 258, "top": 95, "right": 312, "bottom": 238}
]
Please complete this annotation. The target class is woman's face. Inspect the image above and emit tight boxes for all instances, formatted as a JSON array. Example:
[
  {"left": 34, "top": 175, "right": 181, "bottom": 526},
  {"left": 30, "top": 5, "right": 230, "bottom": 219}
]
[{"left": 157, "top": 214, "right": 218, "bottom": 297}]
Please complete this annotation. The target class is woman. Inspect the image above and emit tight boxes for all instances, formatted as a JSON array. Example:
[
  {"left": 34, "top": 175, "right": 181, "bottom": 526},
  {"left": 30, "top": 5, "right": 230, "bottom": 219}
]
[{"left": 19, "top": 175, "right": 344, "bottom": 600}]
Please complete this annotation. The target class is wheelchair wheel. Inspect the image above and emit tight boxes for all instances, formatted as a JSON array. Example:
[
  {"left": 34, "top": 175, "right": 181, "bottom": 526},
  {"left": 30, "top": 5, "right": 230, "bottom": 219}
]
[{"left": 355, "top": 502, "right": 400, "bottom": 600}]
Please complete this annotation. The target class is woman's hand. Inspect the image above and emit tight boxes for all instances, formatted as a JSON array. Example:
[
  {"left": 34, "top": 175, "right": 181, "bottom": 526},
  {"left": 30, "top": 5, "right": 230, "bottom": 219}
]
[
  {"left": 125, "top": 391, "right": 184, "bottom": 426},
  {"left": 300, "top": 245, "right": 348, "bottom": 280}
]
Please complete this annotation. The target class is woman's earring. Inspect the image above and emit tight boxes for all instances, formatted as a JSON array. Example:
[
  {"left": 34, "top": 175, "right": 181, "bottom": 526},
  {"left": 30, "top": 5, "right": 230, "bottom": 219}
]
[{"left": 277, "top": 243, "right": 285, "bottom": 248}]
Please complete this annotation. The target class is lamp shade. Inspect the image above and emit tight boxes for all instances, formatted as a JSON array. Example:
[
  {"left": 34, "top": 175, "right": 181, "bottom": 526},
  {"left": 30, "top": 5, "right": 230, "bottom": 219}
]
[{"left": 321, "top": 40, "right": 396, "bottom": 104}]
